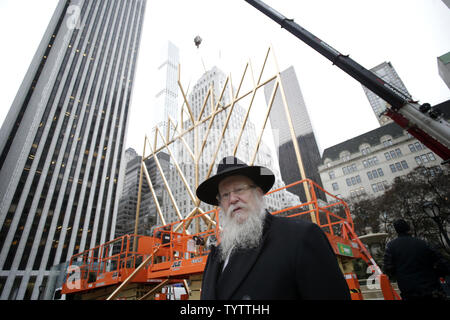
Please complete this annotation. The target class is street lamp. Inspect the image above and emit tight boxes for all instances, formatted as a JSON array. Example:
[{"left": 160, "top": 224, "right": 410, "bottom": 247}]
[{"left": 422, "top": 201, "right": 450, "bottom": 248}]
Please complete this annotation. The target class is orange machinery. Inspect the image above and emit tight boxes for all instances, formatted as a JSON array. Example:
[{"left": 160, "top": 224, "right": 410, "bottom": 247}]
[
  {"left": 61, "top": 209, "right": 219, "bottom": 298},
  {"left": 62, "top": 179, "right": 400, "bottom": 300}
]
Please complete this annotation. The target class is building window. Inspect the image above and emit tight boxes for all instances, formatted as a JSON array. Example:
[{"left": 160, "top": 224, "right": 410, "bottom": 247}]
[
  {"left": 329, "top": 171, "right": 335, "bottom": 180},
  {"left": 332, "top": 182, "right": 339, "bottom": 191},
  {"left": 339, "top": 151, "right": 350, "bottom": 162},
  {"left": 409, "top": 142, "right": 425, "bottom": 153},
  {"left": 415, "top": 152, "right": 436, "bottom": 164},
  {"left": 346, "top": 175, "right": 361, "bottom": 186},
  {"left": 401, "top": 160, "right": 408, "bottom": 169},
  {"left": 371, "top": 181, "right": 388, "bottom": 193},
  {"left": 385, "top": 148, "right": 402, "bottom": 160},
  {"left": 415, "top": 156, "right": 422, "bottom": 165},
  {"left": 342, "top": 163, "right": 357, "bottom": 175},
  {"left": 363, "top": 156, "right": 378, "bottom": 168},
  {"left": 350, "top": 187, "right": 366, "bottom": 198},
  {"left": 367, "top": 168, "right": 384, "bottom": 180},
  {"left": 415, "top": 142, "right": 424, "bottom": 151},
  {"left": 425, "top": 166, "right": 442, "bottom": 177},
  {"left": 360, "top": 145, "right": 371, "bottom": 155},
  {"left": 382, "top": 138, "right": 393, "bottom": 147},
  {"left": 390, "top": 161, "right": 408, "bottom": 173},
  {"left": 362, "top": 160, "right": 368, "bottom": 168},
  {"left": 421, "top": 154, "right": 429, "bottom": 163}
]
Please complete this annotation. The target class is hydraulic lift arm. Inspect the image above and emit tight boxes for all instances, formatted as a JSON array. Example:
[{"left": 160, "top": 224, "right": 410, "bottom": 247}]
[{"left": 245, "top": 0, "right": 450, "bottom": 163}]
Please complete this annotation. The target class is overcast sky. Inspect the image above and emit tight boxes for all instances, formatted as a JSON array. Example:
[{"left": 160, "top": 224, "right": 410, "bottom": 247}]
[{"left": 0, "top": 0, "right": 449, "bottom": 156}]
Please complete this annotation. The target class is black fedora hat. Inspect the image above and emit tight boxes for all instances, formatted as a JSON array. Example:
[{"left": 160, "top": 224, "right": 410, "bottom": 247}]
[{"left": 196, "top": 156, "right": 275, "bottom": 206}]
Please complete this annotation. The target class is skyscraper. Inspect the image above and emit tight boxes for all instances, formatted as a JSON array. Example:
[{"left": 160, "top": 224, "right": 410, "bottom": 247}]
[
  {"left": 0, "top": 0, "right": 146, "bottom": 299},
  {"left": 362, "top": 61, "right": 411, "bottom": 126},
  {"left": 154, "top": 41, "right": 180, "bottom": 129},
  {"left": 116, "top": 148, "right": 170, "bottom": 238},
  {"left": 264, "top": 66, "right": 325, "bottom": 202}
]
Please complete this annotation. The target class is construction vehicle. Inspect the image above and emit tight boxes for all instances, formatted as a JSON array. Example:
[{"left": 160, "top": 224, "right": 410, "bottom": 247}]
[
  {"left": 61, "top": 179, "right": 400, "bottom": 300},
  {"left": 245, "top": 0, "right": 450, "bottom": 164}
]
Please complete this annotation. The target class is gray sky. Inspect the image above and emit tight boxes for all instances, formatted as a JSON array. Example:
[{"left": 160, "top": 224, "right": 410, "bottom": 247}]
[{"left": 0, "top": 0, "right": 449, "bottom": 155}]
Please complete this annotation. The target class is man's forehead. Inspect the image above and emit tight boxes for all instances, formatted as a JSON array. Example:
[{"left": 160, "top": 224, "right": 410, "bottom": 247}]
[{"left": 218, "top": 175, "right": 254, "bottom": 190}]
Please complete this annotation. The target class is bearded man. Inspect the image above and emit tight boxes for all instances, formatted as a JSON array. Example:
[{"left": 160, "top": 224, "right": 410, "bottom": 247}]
[{"left": 196, "top": 156, "right": 350, "bottom": 300}]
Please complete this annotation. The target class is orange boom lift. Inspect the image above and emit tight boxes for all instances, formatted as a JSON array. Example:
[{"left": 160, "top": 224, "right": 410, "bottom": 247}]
[{"left": 62, "top": 179, "right": 400, "bottom": 300}]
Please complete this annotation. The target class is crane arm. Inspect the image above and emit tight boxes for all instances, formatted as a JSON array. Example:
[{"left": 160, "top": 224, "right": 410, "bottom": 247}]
[{"left": 244, "top": 0, "right": 450, "bottom": 162}]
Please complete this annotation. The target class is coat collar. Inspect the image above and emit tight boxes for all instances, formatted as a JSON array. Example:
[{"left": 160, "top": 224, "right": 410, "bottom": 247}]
[{"left": 202, "top": 211, "right": 274, "bottom": 300}]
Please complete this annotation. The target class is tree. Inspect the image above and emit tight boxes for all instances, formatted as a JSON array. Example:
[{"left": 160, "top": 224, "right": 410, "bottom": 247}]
[{"left": 349, "top": 166, "right": 450, "bottom": 258}]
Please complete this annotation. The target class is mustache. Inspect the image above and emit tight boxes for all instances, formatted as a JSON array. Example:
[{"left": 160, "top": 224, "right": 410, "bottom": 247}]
[{"left": 225, "top": 202, "right": 248, "bottom": 216}]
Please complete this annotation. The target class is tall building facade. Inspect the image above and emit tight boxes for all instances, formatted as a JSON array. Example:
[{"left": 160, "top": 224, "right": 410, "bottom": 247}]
[
  {"left": 154, "top": 41, "right": 180, "bottom": 130},
  {"left": 362, "top": 62, "right": 411, "bottom": 126},
  {"left": 264, "top": 66, "right": 325, "bottom": 202},
  {"left": 116, "top": 148, "right": 170, "bottom": 238},
  {"left": 116, "top": 148, "right": 142, "bottom": 238},
  {"left": 0, "top": 0, "right": 146, "bottom": 299},
  {"left": 437, "top": 52, "right": 450, "bottom": 90}
]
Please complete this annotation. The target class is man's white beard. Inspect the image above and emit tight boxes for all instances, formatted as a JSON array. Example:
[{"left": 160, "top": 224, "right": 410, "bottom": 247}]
[{"left": 218, "top": 192, "right": 266, "bottom": 262}]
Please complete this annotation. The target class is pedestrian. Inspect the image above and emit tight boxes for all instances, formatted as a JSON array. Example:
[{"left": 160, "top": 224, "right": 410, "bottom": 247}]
[
  {"left": 196, "top": 156, "right": 350, "bottom": 300},
  {"left": 383, "top": 218, "right": 450, "bottom": 300}
]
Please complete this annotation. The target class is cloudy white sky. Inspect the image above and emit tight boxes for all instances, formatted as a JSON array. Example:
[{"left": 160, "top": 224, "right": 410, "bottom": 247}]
[{"left": 0, "top": 0, "right": 449, "bottom": 156}]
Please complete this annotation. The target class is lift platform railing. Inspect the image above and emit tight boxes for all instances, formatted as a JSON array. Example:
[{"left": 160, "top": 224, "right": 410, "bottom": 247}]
[
  {"left": 147, "top": 209, "right": 220, "bottom": 278},
  {"left": 62, "top": 209, "right": 220, "bottom": 295},
  {"left": 267, "top": 178, "right": 354, "bottom": 238},
  {"left": 62, "top": 234, "right": 155, "bottom": 294}
]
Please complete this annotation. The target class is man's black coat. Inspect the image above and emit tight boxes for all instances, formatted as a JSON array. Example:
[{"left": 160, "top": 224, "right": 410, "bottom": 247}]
[{"left": 200, "top": 212, "right": 350, "bottom": 300}]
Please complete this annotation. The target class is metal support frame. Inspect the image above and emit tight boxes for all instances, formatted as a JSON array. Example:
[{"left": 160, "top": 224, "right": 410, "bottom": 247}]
[{"left": 134, "top": 46, "right": 314, "bottom": 236}]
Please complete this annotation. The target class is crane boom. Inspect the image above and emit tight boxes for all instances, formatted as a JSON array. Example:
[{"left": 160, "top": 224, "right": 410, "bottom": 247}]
[{"left": 244, "top": 0, "right": 450, "bottom": 163}]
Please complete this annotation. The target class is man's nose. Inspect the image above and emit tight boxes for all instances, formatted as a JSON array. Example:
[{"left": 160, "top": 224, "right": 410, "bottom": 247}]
[{"left": 229, "top": 191, "right": 240, "bottom": 203}]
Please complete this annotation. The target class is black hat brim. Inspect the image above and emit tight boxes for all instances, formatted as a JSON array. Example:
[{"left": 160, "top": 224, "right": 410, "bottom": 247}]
[{"left": 196, "top": 165, "right": 275, "bottom": 206}]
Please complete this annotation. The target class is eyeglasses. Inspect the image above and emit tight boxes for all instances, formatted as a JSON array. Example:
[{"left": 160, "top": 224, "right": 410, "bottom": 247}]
[{"left": 216, "top": 184, "right": 256, "bottom": 203}]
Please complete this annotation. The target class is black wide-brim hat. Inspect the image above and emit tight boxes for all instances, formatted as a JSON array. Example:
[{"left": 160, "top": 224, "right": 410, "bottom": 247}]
[{"left": 196, "top": 156, "right": 275, "bottom": 206}]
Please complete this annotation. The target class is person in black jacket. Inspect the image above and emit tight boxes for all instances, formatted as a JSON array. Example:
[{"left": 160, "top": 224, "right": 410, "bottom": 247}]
[
  {"left": 195, "top": 156, "right": 350, "bottom": 300},
  {"left": 383, "top": 219, "right": 449, "bottom": 300}
]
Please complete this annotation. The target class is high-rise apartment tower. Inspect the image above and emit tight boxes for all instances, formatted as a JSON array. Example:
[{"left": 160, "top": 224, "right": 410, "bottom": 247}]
[{"left": 154, "top": 41, "right": 180, "bottom": 129}]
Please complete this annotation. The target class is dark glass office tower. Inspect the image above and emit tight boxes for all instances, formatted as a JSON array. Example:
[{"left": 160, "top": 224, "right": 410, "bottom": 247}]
[
  {"left": 265, "top": 66, "right": 326, "bottom": 203},
  {"left": 0, "top": 0, "right": 146, "bottom": 299}
]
